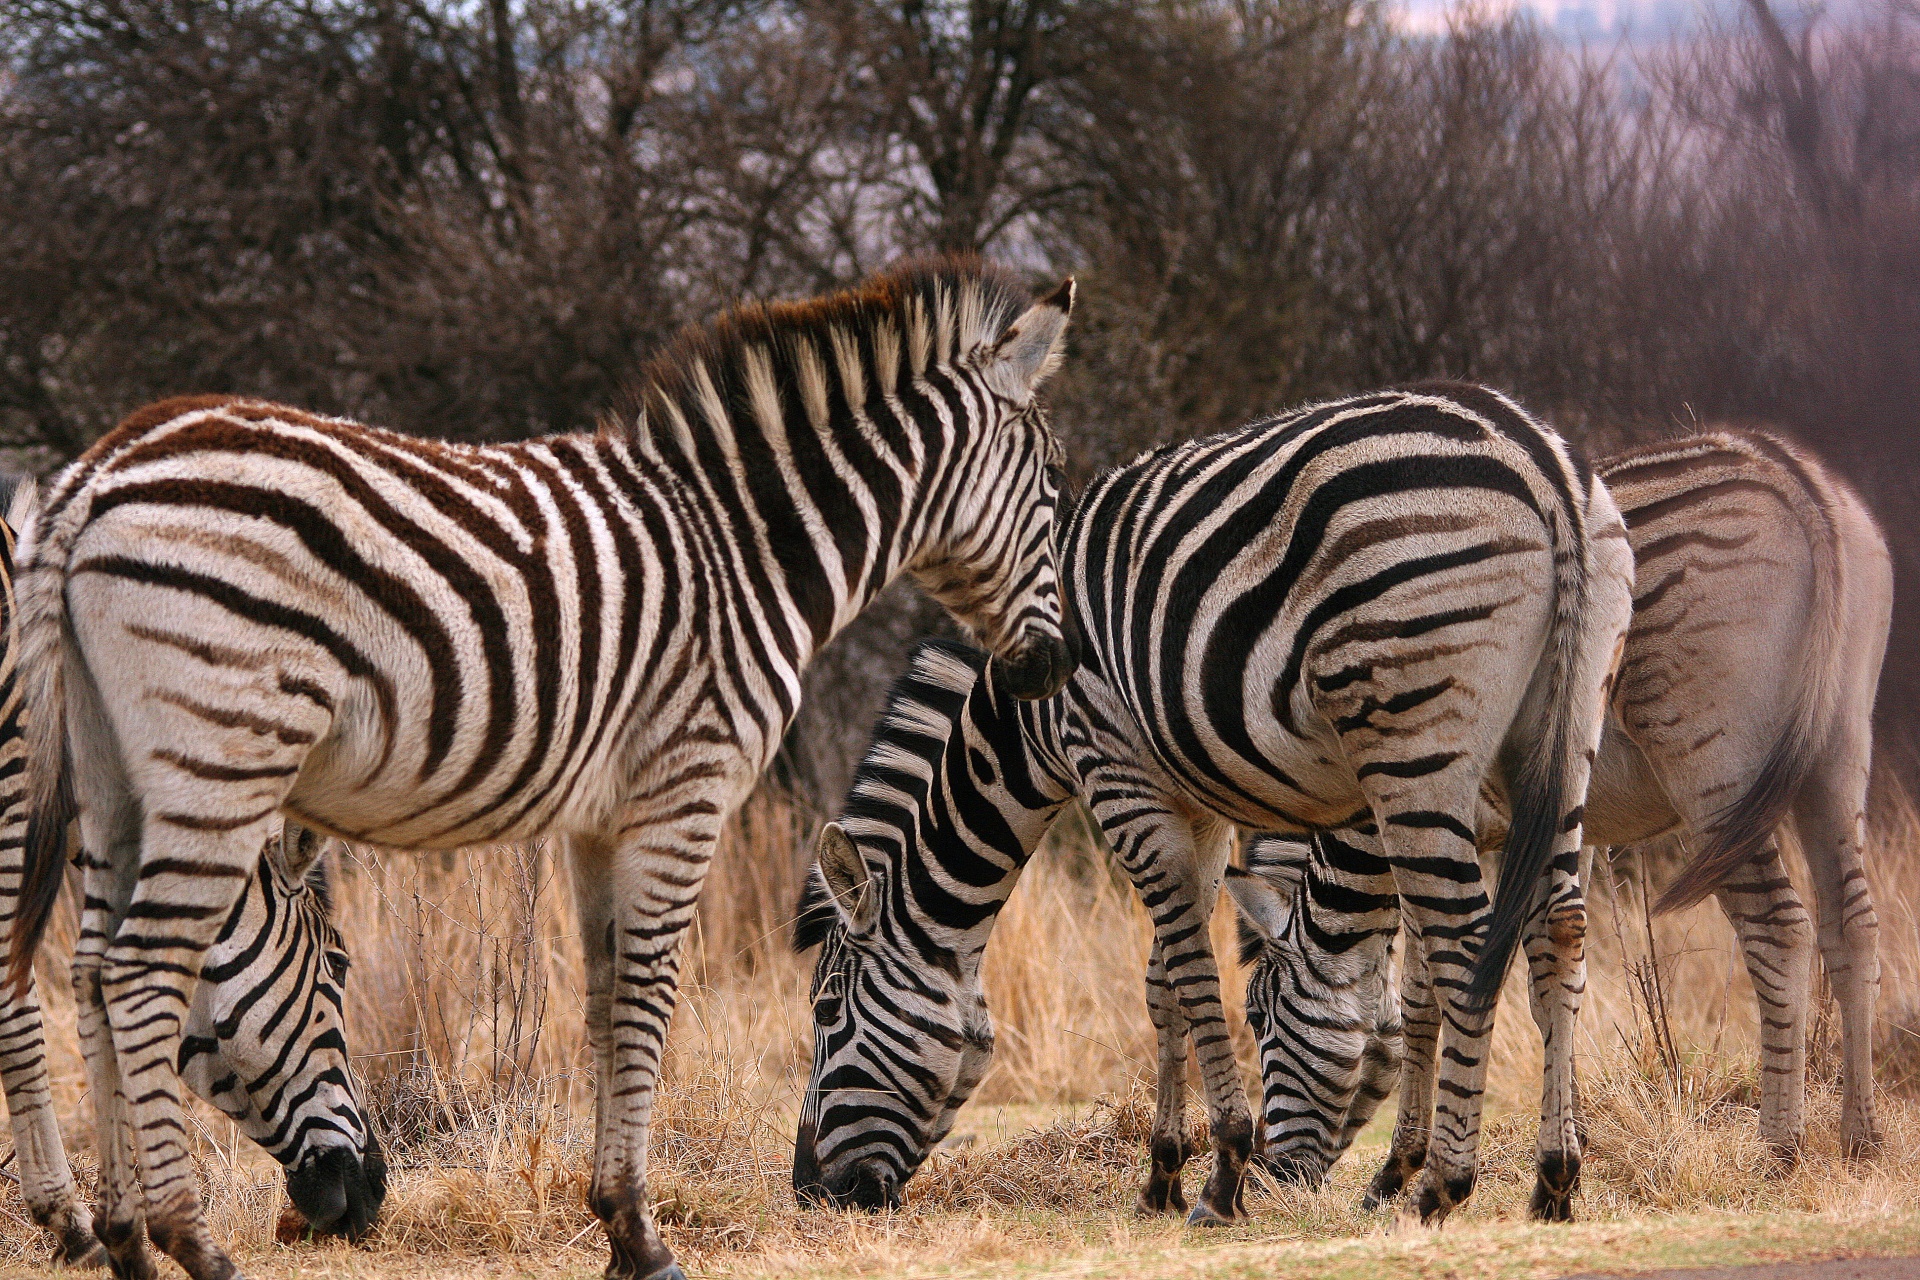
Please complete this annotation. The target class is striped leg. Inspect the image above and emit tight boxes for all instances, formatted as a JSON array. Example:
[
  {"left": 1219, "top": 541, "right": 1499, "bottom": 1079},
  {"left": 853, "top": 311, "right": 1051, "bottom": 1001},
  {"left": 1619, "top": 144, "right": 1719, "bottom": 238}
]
[
  {"left": 1374, "top": 809, "right": 1494, "bottom": 1224},
  {"left": 1088, "top": 784, "right": 1250, "bottom": 1225},
  {"left": 1522, "top": 854, "right": 1587, "bottom": 1220},
  {"left": 1710, "top": 841, "right": 1814, "bottom": 1162},
  {"left": 1365, "top": 932, "right": 1436, "bottom": 1211},
  {"left": 100, "top": 816, "right": 270, "bottom": 1280},
  {"left": 1796, "top": 748, "right": 1882, "bottom": 1159},
  {"left": 576, "top": 795, "right": 736, "bottom": 1280},
  {"left": 1137, "top": 936, "right": 1193, "bottom": 1216},
  {"left": 1327, "top": 939, "right": 1404, "bottom": 1166},
  {"left": 0, "top": 963, "right": 106, "bottom": 1266}
]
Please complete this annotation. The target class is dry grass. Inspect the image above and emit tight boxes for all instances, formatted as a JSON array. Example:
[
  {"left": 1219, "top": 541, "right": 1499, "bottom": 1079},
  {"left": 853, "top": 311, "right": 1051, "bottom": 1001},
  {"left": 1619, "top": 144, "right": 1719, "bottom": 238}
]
[{"left": 1, "top": 786, "right": 1918, "bottom": 1277}]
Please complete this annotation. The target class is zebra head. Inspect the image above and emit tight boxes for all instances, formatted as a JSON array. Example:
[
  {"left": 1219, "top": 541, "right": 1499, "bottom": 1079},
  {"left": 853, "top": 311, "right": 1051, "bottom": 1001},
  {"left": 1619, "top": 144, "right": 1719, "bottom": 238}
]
[
  {"left": 907, "top": 274, "right": 1080, "bottom": 701},
  {"left": 788, "top": 821, "right": 995, "bottom": 1211},
  {"left": 180, "top": 824, "right": 385, "bottom": 1238},
  {"left": 791, "top": 640, "right": 1070, "bottom": 1210},
  {"left": 1226, "top": 834, "right": 1402, "bottom": 1188}
]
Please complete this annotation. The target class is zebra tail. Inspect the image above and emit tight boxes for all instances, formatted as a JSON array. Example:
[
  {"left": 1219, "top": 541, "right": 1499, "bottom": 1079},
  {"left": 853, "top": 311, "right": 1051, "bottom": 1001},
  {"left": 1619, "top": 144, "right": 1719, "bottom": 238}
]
[
  {"left": 5, "top": 481, "right": 81, "bottom": 998},
  {"left": 1465, "top": 475, "right": 1597, "bottom": 1010},
  {"left": 1653, "top": 433, "right": 1844, "bottom": 915}
]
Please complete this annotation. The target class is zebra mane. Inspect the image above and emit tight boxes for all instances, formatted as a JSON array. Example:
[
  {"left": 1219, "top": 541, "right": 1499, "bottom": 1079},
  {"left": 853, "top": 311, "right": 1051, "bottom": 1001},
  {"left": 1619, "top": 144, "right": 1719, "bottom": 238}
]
[
  {"left": 790, "top": 639, "right": 987, "bottom": 952},
  {"left": 615, "top": 256, "right": 1035, "bottom": 456}
]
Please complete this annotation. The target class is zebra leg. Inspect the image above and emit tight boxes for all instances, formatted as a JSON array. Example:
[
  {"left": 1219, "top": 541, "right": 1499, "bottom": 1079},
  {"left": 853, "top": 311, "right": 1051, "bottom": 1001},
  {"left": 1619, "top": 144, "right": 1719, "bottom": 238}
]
[
  {"left": 1795, "top": 748, "right": 1882, "bottom": 1159},
  {"left": 572, "top": 795, "right": 737, "bottom": 1280},
  {"left": 1137, "top": 935, "right": 1193, "bottom": 1217},
  {"left": 100, "top": 816, "right": 276, "bottom": 1280},
  {"left": 0, "top": 963, "right": 108, "bottom": 1267},
  {"left": 1092, "top": 788, "right": 1250, "bottom": 1226},
  {"left": 1364, "top": 922, "right": 1436, "bottom": 1211},
  {"left": 1329, "top": 936, "right": 1404, "bottom": 1168},
  {"left": 1521, "top": 858, "right": 1586, "bottom": 1222},
  {"left": 1711, "top": 840, "right": 1813, "bottom": 1164},
  {"left": 70, "top": 784, "right": 155, "bottom": 1279}
]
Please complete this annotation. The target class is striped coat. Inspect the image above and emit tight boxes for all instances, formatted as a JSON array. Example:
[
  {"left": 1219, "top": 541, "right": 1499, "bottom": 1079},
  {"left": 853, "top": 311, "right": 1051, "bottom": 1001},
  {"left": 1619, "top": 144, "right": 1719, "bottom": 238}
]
[
  {"left": 5, "top": 259, "right": 1078, "bottom": 1280},
  {"left": 0, "top": 504, "right": 382, "bottom": 1262},
  {"left": 793, "top": 384, "right": 1633, "bottom": 1227},
  {"left": 1230, "top": 430, "right": 1891, "bottom": 1206}
]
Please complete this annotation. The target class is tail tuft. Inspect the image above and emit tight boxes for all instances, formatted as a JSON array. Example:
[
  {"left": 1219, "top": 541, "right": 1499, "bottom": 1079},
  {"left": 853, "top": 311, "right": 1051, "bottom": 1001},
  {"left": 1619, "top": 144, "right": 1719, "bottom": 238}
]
[{"left": 1651, "top": 728, "right": 1813, "bottom": 915}]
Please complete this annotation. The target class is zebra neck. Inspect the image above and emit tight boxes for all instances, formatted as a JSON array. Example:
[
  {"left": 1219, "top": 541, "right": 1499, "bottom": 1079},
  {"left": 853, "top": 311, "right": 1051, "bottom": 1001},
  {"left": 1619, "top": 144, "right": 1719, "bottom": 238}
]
[{"left": 622, "top": 398, "right": 949, "bottom": 683}]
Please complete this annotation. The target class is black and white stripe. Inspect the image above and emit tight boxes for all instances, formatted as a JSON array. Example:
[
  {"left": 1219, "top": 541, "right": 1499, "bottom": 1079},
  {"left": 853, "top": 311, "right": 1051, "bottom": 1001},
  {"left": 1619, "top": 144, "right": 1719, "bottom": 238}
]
[
  {"left": 793, "top": 383, "right": 1633, "bottom": 1226},
  {"left": 1231, "top": 429, "right": 1891, "bottom": 1213},
  {"left": 0, "top": 508, "right": 383, "bottom": 1264},
  {"left": 4, "top": 259, "right": 1079, "bottom": 1280}
]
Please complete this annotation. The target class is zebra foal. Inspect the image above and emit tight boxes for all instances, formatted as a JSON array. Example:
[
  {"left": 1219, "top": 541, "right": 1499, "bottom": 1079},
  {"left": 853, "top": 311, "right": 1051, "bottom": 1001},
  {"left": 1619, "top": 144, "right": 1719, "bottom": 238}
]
[
  {"left": 0, "top": 502, "right": 383, "bottom": 1267},
  {"left": 4, "top": 259, "right": 1080, "bottom": 1280},
  {"left": 1230, "top": 429, "right": 1891, "bottom": 1208},
  {"left": 793, "top": 384, "right": 1633, "bottom": 1226}
]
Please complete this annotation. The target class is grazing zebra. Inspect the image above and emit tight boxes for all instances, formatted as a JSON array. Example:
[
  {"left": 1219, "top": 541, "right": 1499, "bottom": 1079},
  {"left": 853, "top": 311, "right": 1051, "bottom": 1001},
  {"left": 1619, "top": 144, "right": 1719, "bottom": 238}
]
[
  {"left": 4, "top": 259, "right": 1077, "bottom": 1280},
  {"left": 793, "top": 384, "right": 1634, "bottom": 1226},
  {"left": 1229, "top": 429, "right": 1891, "bottom": 1209},
  {"left": 0, "top": 507, "right": 384, "bottom": 1267}
]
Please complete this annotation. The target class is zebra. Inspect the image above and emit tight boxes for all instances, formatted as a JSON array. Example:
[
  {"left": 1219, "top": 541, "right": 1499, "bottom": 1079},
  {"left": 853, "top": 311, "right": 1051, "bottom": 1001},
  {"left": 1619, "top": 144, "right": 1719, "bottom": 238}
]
[
  {"left": 1227, "top": 429, "right": 1891, "bottom": 1209},
  {"left": 792, "top": 383, "right": 1635, "bottom": 1226},
  {"left": 0, "top": 504, "right": 384, "bottom": 1267},
  {"left": 3, "top": 258, "right": 1078, "bottom": 1280}
]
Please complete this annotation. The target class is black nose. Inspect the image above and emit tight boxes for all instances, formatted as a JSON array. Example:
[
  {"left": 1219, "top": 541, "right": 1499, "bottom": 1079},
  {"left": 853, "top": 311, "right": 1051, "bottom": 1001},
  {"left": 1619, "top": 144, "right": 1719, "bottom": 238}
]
[
  {"left": 997, "top": 632, "right": 1076, "bottom": 701},
  {"left": 287, "top": 1145, "right": 383, "bottom": 1239},
  {"left": 840, "top": 1160, "right": 902, "bottom": 1211}
]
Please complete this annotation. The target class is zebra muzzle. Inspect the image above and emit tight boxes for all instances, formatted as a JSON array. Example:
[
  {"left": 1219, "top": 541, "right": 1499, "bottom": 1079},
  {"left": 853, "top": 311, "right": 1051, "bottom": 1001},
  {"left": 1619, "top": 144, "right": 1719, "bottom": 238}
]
[
  {"left": 286, "top": 1145, "right": 384, "bottom": 1240},
  {"left": 995, "top": 630, "right": 1076, "bottom": 701}
]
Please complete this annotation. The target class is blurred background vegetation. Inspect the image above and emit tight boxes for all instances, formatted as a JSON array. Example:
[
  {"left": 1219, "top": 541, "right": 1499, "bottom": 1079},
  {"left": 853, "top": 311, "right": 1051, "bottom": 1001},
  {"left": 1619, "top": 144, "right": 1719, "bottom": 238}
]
[{"left": 2, "top": 0, "right": 1915, "bottom": 809}]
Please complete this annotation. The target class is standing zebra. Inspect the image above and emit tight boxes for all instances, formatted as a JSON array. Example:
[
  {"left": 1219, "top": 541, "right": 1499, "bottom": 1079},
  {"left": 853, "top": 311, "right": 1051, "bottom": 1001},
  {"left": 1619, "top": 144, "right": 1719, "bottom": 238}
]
[
  {"left": 1229, "top": 429, "right": 1891, "bottom": 1207},
  {"left": 0, "top": 507, "right": 384, "bottom": 1266},
  {"left": 793, "top": 384, "right": 1634, "bottom": 1226},
  {"left": 3, "top": 259, "right": 1079, "bottom": 1280}
]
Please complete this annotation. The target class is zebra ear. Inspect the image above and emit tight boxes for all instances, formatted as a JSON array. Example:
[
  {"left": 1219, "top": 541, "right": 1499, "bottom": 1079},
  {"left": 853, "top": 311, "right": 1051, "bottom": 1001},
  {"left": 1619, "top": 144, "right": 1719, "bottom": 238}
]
[
  {"left": 816, "top": 822, "right": 879, "bottom": 932},
  {"left": 983, "top": 279, "right": 1074, "bottom": 405},
  {"left": 1224, "top": 864, "right": 1292, "bottom": 957},
  {"left": 270, "top": 822, "right": 327, "bottom": 884}
]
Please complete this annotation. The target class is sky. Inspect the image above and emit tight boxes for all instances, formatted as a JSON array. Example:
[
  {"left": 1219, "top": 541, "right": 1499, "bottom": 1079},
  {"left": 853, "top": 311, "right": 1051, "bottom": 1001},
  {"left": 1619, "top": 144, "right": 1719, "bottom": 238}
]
[{"left": 1393, "top": 0, "right": 1735, "bottom": 38}]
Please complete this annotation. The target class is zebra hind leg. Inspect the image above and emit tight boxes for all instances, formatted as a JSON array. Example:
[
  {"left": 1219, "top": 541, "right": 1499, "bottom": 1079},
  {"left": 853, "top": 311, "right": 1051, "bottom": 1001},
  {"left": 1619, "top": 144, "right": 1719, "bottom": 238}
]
[
  {"left": 1136, "top": 936, "right": 1193, "bottom": 1216},
  {"left": 1521, "top": 860, "right": 1586, "bottom": 1222},
  {"left": 1364, "top": 919, "right": 1435, "bottom": 1212},
  {"left": 1795, "top": 749, "right": 1883, "bottom": 1160},
  {"left": 0, "top": 967, "right": 108, "bottom": 1267},
  {"left": 1712, "top": 840, "right": 1814, "bottom": 1166}
]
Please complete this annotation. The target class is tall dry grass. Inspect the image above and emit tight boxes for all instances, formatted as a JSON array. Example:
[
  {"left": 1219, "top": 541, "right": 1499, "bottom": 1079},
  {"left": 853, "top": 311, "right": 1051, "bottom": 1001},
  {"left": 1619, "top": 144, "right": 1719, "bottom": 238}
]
[{"left": 1, "top": 780, "right": 1916, "bottom": 1271}]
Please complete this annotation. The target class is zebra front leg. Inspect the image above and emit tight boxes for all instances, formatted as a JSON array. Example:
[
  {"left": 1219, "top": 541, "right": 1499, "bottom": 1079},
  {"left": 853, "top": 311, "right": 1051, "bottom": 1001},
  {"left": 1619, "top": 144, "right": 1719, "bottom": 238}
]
[
  {"left": 1365, "top": 932, "right": 1435, "bottom": 1211},
  {"left": 1522, "top": 856, "right": 1586, "bottom": 1222},
  {"left": 1137, "top": 936, "right": 1194, "bottom": 1216},
  {"left": 1329, "top": 935, "right": 1404, "bottom": 1169},
  {"left": 0, "top": 958, "right": 108, "bottom": 1267},
  {"left": 1712, "top": 841, "right": 1814, "bottom": 1165},
  {"left": 1095, "top": 794, "right": 1249, "bottom": 1226},
  {"left": 575, "top": 797, "right": 738, "bottom": 1280}
]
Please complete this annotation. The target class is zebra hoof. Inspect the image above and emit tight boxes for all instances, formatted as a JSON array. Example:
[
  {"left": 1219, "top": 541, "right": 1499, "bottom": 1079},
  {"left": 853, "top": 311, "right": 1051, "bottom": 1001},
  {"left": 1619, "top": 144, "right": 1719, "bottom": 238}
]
[
  {"left": 52, "top": 1236, "right": 108, "bottom": 1270},
  {"left": 1184, "top": 1202, "right": 1236, "bottom": 1229}
]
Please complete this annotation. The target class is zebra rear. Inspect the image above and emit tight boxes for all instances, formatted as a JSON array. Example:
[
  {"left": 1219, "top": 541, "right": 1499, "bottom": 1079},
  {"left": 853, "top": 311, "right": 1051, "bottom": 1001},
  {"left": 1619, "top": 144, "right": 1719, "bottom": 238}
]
[{"left": 1232, "top": 428, "right": 1891, "bottom": 1211}]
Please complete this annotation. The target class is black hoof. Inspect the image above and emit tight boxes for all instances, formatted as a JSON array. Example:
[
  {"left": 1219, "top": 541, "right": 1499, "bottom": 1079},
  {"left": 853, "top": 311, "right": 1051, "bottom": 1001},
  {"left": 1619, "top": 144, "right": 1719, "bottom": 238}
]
[{"left": 1186, "top": 1202, "right": 1236, "bottom": 1228}]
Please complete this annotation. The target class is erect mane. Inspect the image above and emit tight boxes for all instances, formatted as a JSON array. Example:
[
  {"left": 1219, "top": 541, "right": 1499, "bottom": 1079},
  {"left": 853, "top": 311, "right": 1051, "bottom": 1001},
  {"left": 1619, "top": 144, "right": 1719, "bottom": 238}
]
[
  {"left": 839, "top": 639, "right": 988, "bottom": 828},
  {"left": 611, "top": 256, "right": 1034, "bottom": 453}
]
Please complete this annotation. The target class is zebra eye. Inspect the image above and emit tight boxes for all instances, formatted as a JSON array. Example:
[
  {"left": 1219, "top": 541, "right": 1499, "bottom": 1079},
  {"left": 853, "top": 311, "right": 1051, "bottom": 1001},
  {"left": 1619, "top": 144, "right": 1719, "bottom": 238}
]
[
  {"left": 325, "top": 951, "right": 350, "bottom": 982},
  {"left": 813, "top": 995, "right": 843, "bottom": 1027}
]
